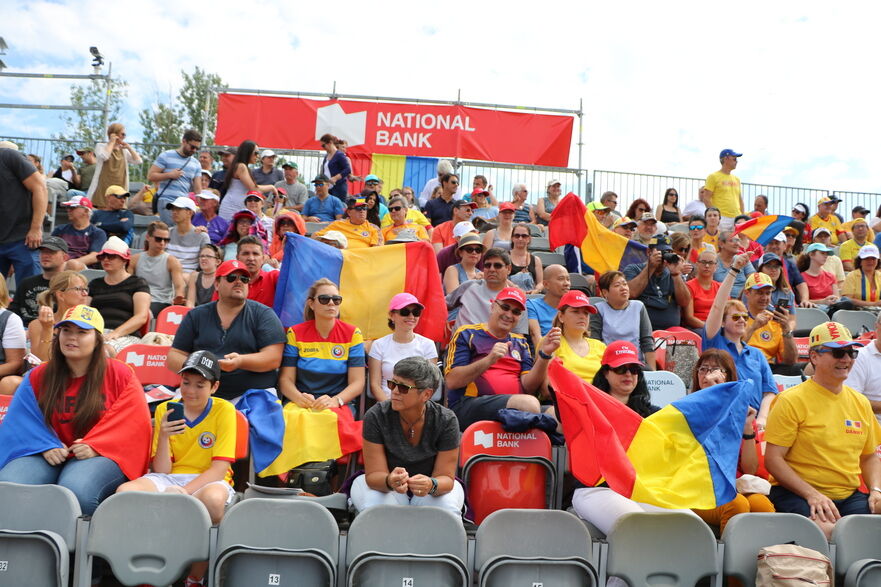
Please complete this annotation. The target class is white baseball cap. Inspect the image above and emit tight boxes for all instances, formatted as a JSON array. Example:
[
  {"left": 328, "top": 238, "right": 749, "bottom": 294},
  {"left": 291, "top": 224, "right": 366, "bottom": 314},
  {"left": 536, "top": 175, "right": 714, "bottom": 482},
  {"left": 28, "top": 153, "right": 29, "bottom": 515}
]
[
  {"left": 453, "top": 221, "right": 477, "bottom": 240},
  {"left": 260, "top": 149, "right": 276, "bottom": 159},
  {"left": 165, "top": 196, "right": 197, "bottom": 212}
]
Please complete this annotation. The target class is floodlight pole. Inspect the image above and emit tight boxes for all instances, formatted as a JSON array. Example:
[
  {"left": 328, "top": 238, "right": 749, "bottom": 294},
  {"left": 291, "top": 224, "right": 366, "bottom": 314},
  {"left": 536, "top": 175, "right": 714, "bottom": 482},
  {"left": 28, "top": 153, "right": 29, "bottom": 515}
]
[{"left": 101, "top": 62, "right": 112, "bottom": 129}]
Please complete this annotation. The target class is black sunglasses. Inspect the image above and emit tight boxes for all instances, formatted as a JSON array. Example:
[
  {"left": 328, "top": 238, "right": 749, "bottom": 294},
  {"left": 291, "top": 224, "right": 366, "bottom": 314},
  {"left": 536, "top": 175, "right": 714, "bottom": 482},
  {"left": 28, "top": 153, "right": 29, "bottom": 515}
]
[
  {"left": 387, "top": 380, "right": 421, "bottom": 394},
  {"left": 817, "top": 347, "right": 858, "bottom": 359},
  {"left": 314, "top": 294, "right": 343, "bottom": 305},
  {"left": 396, "top": 307, "right": 423, "bottom": 317},
  {"left": 153, "top": 236, "right": 170, "bottom": 243},
  {"left": 609, "top": 364, "right": 641, "bottom": 375},
  {"left": 389, "top": 206, "right": 404, "bottom": 212},
  {"left": 461, "top": 246, "right": 483, "bottom": 254},
  {"left": 496, "top": 301, "right": 524, "bottom": 316},
  {"left": 223, "top": 274, "right": 251, "bottom": 284},
  {"left": 485, "top": 262, "right": 507, "bottom": 270}
]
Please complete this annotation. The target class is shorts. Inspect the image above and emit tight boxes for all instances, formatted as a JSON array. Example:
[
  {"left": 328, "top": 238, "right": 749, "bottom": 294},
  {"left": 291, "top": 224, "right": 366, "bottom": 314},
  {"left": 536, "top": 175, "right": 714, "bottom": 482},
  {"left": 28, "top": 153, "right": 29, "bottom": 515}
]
[
  {"left": 143, "top": 472, "right": 236, "bottom": 505},
  {"left": 451, "top": 394, "right": 511, "bottom": 431}
]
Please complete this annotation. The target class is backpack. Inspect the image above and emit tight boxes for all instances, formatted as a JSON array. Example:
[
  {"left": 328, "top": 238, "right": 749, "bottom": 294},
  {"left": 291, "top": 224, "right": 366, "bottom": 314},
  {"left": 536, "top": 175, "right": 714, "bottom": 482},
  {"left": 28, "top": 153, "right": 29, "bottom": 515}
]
[
  {"left": 0, "top": 309, "right": 10, "bottom": 364},
  {"left": 756, "top": 544, "right": 832, "bottom": 586}
]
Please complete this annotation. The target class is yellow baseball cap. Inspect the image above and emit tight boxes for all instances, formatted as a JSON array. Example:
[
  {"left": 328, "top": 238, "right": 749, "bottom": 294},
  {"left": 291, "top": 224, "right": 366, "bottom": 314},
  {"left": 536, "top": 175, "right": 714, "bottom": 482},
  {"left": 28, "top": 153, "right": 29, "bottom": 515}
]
[
  {"left": 809, "top": 321, "right": 863, "bottom": 349},
  {"left": 55, "top": 304, "right": 105, "bottom": 332},
  {"left": 743, "top": 272, "right": 773, "bottom": 290}
]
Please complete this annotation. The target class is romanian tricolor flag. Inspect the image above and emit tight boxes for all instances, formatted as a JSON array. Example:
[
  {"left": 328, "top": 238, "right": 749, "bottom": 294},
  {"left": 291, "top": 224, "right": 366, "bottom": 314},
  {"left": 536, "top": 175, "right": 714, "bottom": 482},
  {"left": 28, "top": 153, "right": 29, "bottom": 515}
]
[
  {"left": 347, "top": 152, "right": 439, "bottom": 196},
  {"left": 733, "top": 214, "right": 795, "bottom": 246},
  {"left": 237, "top": 389, "right": 363, "bottom": 476},
  {"left": 274, "top": 233, "right": 447, "bottom": 341},
  {"left": 548, "top": 193, "right": 647, "bottom": 274},
  {"left": 549, "top": 359, "right": 749, "bottom": 509}
]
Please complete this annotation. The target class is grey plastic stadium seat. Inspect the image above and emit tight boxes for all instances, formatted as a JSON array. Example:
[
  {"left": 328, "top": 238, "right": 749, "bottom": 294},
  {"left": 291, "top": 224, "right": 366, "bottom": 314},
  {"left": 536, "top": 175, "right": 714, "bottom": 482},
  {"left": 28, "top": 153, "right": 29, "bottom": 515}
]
[
  {"left": 529, "top": 236, "right": 552, "bottom": 252},
  {"left": 721, "top": 512, "right": 830, "bottom": 586},
  {"left": 794, "top": 307, "right": 831, "bottom": 337},
  {"left": 86, "top": 491, "right": 212, "bottom": 586},
  {"left": 528, "top": 224, "right": 543, "bottom": 237},
  {"left": 0, "top": 482, "right": 81, "bottom": 587},
  {"left": 476, "top": 509, "right": 598, "bottom": 587},
  {"left": 534, "top": 252, "right": 566, "bottom": 268},
  {"left": 607, "top": 512, "right": 719, "bottom": 585},
  {"left": 831, "top": 310, "right": 876, "bottom": 336},
  {"left": 212, "top": 498, "right": 338, "bottom": 587},
  {"left": 305, "top": 221, "right": 330, "bottom": 236},
  {"left": 80, "top": 268, "right": 107, "bottom": 282},
  {"left": 345, "top": 505, "right": 469, "bottom": 586},
  {"left": 845, "top": 560, "right": 881, "bottom": 587},
  {"left": 831, "top": 515, "right": 881, "bottom": 585},
  {"left": 569, "top": 272, "right": 591, "bottom": 293}
]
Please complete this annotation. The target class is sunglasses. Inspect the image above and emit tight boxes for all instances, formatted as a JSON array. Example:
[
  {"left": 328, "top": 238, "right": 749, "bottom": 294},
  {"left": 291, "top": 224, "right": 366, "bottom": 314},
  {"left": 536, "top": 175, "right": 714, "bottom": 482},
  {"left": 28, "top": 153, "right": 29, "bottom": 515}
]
[
  {"left": 449, "top": 180, "right": 459, "bottom": 185},
  {"left": 512, "top": 233, "right": 531, "bottom": 239},
  {"left": 729, "top": 313, "right": 749, "bottom": 321},
  {"left": 495, "top": 301, "right": 524, "bottom": 316},
  {"left": 689, "top": 225, "right": 705, "bottom": 230},
  {"left": 351, "top": 206, "right": 367, "bottom": 211},
  {"left": 396, "top": 306, "right": 423, "bottom": 317},
  {"left": 817, "top": 347, "right": 859, "bottom": 359},
  {"left": 97, "top": 253, "right": 124, "bottom": 261},
  {"left": 698, "top": 260, "right": 717, "bottom": 266},
  {"left": 366, "top": 181, "right": 379, "bottom": 186},
  {"left": 461, "top": 246, "right": 483, "bottom": 254},
  {"left": 64, "top": 286, "right": 89, "bottom": 295},
  {"left": 153, "top": 236, "right": 170, "bottom": 243},
  {"left": 609, "top": 364, "right": 641, "bottom": 375},
  {"left": 389, "top": 206, "right": 404, "bottom": 212},
  {"left": 387, "top": 380, "right": 421, "bottom": 394},
  {"left": 485, "top": 262, "right": 507, "bottom": 270},
  {"left": 223, "top": 274, "right": 251, "bottom": 284},
  {"left": 314, "top": 294, "right": 343, "bottom": 305},
  {"left": 112, "top": 194, "right": 129, "bottom": 199}
]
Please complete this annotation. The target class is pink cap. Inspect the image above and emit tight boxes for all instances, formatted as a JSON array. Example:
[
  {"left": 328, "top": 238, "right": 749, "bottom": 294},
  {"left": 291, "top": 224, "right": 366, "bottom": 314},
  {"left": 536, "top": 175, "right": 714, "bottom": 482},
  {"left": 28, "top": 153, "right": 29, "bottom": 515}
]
[
  {"left": 601, "top": 341, "right": 645, "bottom": 368},
  {"left": 495, "top": 287, "right": 526, "bottom": 309},
  {"left": 557, "top": 290, "right": 598, "bottom": 314},
  {"left": 389, "top": 293, "right": 423, "bottom": 311}
]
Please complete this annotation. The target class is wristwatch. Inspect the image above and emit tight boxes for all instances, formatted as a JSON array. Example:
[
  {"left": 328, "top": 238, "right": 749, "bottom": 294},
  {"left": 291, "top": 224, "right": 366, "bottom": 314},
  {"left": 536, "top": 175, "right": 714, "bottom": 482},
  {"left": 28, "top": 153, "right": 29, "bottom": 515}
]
[
  {"left": 538, "top": 349, "right": 553, "bottom": 360},
  {"left": 742, "top": 432, "right": 756, "bottom": 440},
  {"left": 428, "top": 477, "right": 439, "bottom": 496},
  {"left": 337, "top": 396, "right": 344, "bottom": 407}
]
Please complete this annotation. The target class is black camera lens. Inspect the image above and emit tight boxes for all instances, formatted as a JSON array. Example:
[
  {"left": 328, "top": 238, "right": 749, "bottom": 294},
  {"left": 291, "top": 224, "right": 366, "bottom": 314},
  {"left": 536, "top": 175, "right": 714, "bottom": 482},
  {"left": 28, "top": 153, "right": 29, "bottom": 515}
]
[{"left": 662, "top": 252, "right": 680, "bottom": 263}]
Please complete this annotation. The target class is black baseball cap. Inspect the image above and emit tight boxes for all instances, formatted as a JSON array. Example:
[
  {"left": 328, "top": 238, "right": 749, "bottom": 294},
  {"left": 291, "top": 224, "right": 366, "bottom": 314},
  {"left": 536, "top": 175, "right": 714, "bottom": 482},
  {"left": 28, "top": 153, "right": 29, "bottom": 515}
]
[
  {"left": 39, "top": 236, "right": 69, "bottom": 253},
  {"left": 178, "top": 350, "right": 221, "bottom": 382}
]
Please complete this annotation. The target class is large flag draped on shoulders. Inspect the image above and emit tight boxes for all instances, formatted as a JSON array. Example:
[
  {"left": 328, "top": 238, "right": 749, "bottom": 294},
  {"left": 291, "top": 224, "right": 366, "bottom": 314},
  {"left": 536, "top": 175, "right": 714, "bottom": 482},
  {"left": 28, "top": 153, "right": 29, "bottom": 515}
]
[
  {"left": 273, "top": 233, "right": 447, "bottom": 341},
  {"left": 548, "top": 193, "right": 647, "bottom": 274},
  {"left": 732, "top": 215, "right": 795, "bottom": 246},
  {"left": 237, "top": 388, "right": 363, "bottom": 477},
  {"left": 549, "top": 359, "right": 749, "bottom": 509},
  {"left": 0, "top": 374, "right": 64, "bottom": 467}
]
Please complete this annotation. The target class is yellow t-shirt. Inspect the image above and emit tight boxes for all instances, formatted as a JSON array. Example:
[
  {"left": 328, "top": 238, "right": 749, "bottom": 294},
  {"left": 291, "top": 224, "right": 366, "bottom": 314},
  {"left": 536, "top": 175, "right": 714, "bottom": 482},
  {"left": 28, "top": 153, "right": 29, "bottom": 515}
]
[
  {"left": 554, "top": 335, "right": 606, "bottom": 384},
  {"left": 746, "top": 317, "right": 784, "bottom": 363},
  {"left": 314, "top": 219, "right": 381, "bottom": 249},
  {"left": 702, "top": 231, "right": 720, "bottom": 252},
  {"left": 821, "top": 254, "right": 845, "bottom": 283},
  {"left": 705, "top": 171, "right": 742, "bottom": 218},
  {"left": 808, "top": 214, "right": 844, "bottom": 245},
  {"left": 381, "top": 208, "right": 431, "bottom": 228},
  {"left": 841, "top": 269, "right": 881, "bottom": 302},
  {"left": 839, "top": 238, "right": 872, "bottom": 266},
  {"left": 765, "top": 380, "right": 881, "bottom": 499},
  {"left": 839, "top": 220, "right": 875, "bottom": 243},
  {"left": 152, "top": 397, "right": 237, "bottom": 485},
  {"left": 381, "top": 222, "right": 430, "bottom": 242}
]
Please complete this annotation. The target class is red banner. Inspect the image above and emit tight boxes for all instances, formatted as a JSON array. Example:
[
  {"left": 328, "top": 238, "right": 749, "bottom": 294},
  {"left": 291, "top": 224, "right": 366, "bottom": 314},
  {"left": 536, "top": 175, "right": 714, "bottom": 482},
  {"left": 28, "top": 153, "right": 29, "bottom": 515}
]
[{"left": 215, "top": 94, "right": 574, "bottom": 167}]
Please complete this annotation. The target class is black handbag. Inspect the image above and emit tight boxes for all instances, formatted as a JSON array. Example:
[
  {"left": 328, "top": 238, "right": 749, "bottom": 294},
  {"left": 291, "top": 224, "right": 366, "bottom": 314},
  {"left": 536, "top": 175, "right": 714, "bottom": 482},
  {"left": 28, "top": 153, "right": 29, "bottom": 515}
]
[{"left": 284, "top": 460, "right": 337, "bottom": 496}]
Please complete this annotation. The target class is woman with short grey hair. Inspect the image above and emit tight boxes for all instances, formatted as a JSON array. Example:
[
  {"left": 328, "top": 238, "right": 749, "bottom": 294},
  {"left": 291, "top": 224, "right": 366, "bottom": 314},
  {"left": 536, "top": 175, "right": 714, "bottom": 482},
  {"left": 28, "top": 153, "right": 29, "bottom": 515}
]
[{"left": 350, "top": 357, "right": 464, "bottom": 514}]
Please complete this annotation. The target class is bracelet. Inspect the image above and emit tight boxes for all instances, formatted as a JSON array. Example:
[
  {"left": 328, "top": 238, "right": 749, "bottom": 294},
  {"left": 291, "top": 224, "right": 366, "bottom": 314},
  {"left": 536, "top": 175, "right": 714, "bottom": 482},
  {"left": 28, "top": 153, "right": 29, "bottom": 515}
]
[
  {"left": 337, "top": 396, "right": 344, "bottom": 408},
  {"left": 729, "top": 267, "right": 741, "bottom": 275},
  {"left": 782, "top": 332, "right": 793, "bottom": 338},
  {"left": 871, "top": 486, "right": 881, "bottom": 494},
  {"left": 538, "top": 349, "right": 553, "bottom": 360},
  {"left": 742, "top": 433, "right": 756, "bottom": 440},
  {"left": 385, "top": 474, "right": 394, "bottom": 491}
]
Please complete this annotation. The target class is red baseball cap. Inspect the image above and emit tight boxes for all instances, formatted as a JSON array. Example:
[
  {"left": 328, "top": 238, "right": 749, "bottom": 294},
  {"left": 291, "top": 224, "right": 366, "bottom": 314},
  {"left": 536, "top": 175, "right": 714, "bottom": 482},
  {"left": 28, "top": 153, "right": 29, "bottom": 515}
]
[
  {"left": 216, "top": 260, "right": 249, "bottom": 278},
  {"left": 601, "top": 341, "right": 645, "bottom": 368},
  {"left": 499, "top": 202, "right": 517, "bottom": 212},
  {"left": 557, "top": 290, "right": 597, "bottom": 314},
  {"left": 471, "top": 188, "right": 490, "bottom": 197},
  {"left": 495, "top": 287, "right": 526, "bottom": 309}
]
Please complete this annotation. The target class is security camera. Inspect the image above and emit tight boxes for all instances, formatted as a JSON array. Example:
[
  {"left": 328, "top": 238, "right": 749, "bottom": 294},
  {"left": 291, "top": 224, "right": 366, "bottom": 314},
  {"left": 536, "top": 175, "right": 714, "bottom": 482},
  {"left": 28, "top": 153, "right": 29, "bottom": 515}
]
[{"left": 89, "top": 46, "right": 104, "bottom": 69}]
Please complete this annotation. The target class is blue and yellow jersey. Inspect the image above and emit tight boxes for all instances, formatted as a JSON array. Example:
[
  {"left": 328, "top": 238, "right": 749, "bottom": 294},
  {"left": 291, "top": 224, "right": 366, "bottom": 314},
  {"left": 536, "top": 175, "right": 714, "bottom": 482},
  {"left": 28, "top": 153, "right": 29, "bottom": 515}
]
[
  {"left": 152, "top": 397, "right": 237, "bottom": 485},
  {"left": 444, "top": 323, "right": 533, "bottom": 408},
  {"left": 282, "top": 319, "right": 366, "bottom": 397}
]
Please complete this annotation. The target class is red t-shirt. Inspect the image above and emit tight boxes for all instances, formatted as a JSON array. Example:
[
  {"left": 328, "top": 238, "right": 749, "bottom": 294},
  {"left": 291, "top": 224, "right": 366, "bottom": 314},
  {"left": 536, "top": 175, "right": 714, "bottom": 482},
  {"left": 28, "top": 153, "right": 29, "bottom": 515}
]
[
  {"left": 431, "top": 221, "right": 456, "bottom": 247},
  {"left": 686, "top": 279, "right": 721, "bottom": 321},
  {"left": 802, "top": 270, "right": 836, "bottom": 300},
  {"left": 212, "top": 269, "right": 279, "bottom": 307}
]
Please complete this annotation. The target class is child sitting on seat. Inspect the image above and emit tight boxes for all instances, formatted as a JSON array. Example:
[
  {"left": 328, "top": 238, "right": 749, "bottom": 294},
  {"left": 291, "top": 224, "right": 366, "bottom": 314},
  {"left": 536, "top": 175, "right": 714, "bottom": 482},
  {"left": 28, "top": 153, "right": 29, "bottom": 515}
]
[{"left": 116, "top": 350, "right": 236, "bottom": 587}]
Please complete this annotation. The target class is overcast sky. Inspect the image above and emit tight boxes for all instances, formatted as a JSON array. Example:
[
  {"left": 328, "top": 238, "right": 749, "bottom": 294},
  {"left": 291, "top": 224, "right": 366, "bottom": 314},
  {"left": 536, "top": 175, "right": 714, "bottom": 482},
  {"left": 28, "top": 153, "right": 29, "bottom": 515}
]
[{"left": 2, "top": 1, "right": 879, "bottom": 195}]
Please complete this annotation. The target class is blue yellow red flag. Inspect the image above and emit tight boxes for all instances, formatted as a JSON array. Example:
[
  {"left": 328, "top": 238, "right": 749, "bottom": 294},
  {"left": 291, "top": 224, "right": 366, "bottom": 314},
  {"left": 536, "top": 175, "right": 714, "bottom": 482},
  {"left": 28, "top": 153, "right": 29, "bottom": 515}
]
[{"left": 732, "top": 215, "right": 795, "bottom": 246}]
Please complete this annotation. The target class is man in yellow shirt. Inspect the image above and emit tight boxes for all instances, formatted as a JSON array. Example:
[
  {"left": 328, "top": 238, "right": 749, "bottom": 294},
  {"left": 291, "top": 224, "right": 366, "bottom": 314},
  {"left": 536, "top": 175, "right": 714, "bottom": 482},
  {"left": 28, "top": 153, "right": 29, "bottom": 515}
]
[
  {"left": 742, "top": 271, "right": 797, "bottom": 371},
  {"left": 312, "top": 197, "right": 381, "bottom": 249},
  {"left": 839, "top": 218, "right": 873, "bottom": 271},
  {"left": 808, "top": 196, "right": 846, "bottom": 245},
  {"left": 705, "top": 149, "right": 744, "bottom": 231},
  {"left": 840, "top": 206, "right": 875, "bottom": 243},
  {"left": 765, "top": 322, "right": 881, "bottom": 539}
]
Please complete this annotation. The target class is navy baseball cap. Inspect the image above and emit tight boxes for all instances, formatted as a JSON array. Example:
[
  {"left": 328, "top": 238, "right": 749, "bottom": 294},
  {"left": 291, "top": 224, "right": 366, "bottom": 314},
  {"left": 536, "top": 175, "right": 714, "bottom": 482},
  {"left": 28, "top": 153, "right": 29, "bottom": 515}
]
[{"left": 719, "top": 149, "right": 742, "bottom": 159}]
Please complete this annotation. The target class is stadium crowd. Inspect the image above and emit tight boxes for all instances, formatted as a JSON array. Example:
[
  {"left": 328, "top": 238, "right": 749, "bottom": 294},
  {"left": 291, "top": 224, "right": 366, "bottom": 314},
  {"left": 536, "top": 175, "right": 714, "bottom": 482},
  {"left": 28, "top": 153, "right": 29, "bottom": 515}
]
[{"left": 0, "top": 131, "right": 880, "bottom": 585}]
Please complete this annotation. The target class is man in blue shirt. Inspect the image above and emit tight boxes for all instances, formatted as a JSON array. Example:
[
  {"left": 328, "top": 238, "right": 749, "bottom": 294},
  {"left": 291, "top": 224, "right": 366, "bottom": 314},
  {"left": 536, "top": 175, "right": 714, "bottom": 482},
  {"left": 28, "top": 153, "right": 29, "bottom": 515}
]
[
  {"left": 303, "top": 175, "right": 345, "bottom": 222},
  {"left": 424, "top": 173, "right": 459, "bottom": 226},
  {"left": 147, "top": 129, "right": 203, "bottom": 225},
  {"left": 623, "top": 235, "right": 690, "bottom": 330},
  {"left": 527, "top": 264, "right": 570, "bottom": 349},
  {"left": 91, "top": 185, "right": 135, "bottom": 244}
]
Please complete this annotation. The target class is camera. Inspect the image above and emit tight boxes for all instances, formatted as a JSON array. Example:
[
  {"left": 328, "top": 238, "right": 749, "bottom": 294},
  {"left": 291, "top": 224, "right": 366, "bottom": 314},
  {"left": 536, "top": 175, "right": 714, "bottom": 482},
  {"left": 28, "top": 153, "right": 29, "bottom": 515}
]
[{"left": 662, "top": 251, "right": 680, "bottom": 264}]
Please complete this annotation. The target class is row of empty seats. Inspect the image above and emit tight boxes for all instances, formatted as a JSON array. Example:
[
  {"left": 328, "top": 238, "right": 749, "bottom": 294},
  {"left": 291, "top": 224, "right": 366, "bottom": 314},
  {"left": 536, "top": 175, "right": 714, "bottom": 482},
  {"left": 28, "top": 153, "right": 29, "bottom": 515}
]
[{"left": 795, "top": 307, "right": 877, "bottom": 337}]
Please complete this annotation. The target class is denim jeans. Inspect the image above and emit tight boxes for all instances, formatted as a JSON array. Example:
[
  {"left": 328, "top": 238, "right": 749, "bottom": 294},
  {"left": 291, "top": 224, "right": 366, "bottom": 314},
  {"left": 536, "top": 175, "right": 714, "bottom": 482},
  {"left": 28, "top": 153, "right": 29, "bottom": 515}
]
[
  {"left": 0, "top": 455, "right": 127, "bottom": 515},
  {"left": 0, "top": 239, "right": 39, "bottom": 281}
]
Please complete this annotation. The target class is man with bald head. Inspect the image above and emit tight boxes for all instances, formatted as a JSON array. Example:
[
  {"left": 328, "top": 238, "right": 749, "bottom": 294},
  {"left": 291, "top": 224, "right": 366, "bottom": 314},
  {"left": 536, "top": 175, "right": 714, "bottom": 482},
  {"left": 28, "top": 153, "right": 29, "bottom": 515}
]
[{"left": 527, "top": 264, "right": 570, "bottom": 350}]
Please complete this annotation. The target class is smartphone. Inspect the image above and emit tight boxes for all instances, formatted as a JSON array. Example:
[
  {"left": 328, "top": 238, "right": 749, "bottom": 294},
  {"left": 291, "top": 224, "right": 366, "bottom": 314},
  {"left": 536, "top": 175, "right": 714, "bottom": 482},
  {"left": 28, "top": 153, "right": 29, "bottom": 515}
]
[
  {"left": 775, "top": 299, "right": 790, "bottom": 312},
  {"left": 166, "top": 401, "right": 185, "bottom": 422}
]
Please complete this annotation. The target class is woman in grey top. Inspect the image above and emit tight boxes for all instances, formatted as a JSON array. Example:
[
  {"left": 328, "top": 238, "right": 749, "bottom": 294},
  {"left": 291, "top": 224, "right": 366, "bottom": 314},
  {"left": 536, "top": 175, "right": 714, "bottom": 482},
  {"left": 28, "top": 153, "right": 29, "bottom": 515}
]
[
  {"left": 129, "top": 221, "right": 185, "bottom": 317},
  {"left": 590, "top": 270, "right": 657, "bottom": 369},
  {"left": 350, "top": 357, "right": 464, "bottom": 514}
]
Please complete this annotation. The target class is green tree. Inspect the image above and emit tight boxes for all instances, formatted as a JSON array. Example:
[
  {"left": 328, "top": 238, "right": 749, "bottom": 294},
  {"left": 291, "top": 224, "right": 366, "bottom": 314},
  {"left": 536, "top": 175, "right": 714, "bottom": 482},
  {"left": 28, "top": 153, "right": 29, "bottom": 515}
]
[
  {"left": 138, "top": 101, "right": 183, "bottom": 166},
  {"left": 53, "top": 77, "right": 128, "bottom": 150},
  {"left": 178, "top": 67, "right": 227, "bottom": 145}
]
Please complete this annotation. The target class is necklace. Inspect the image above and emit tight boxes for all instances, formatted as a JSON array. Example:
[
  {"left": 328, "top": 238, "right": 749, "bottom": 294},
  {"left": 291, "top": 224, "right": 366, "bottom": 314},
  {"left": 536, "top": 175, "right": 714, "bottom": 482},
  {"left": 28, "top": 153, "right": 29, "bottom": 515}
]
[{"left": 399, "top": 407, "right": 426, "bottom": 440}]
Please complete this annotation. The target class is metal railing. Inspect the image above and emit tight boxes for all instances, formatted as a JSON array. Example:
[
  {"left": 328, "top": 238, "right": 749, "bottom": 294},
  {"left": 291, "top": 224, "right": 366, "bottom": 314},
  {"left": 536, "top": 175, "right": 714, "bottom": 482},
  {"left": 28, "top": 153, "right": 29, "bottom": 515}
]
[{"left": 592, "top": 170, "right": 881, "bottom": 218}]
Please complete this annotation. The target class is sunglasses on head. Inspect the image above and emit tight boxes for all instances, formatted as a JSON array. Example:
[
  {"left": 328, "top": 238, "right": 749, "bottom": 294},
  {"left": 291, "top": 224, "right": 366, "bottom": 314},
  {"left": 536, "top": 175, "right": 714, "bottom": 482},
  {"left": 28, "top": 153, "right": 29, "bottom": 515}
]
[
  {"left": 485, "top": 261, "right": 507, "bottom": 270},
  {"left": 817, "top": 347, "right": 858, "bottom": 359},
  {"left": 223, "top": 274, "right": 251, "bottom": 284},
  {"left": 689, "top": 224, "right": 705, "bottom": 230},
  {"left": 495, "top": 301, "right": 524, "bottom": 316},
  {"left": 609, "top": 364, "right": 641, "bottom": 375},
  {"left": 314, "top": 294, "right": 343, "bottom": 305},
  {"left": 387, "top": 380, "right": 421, "bottom": 394},
  {"left": 396, "top": 306, "right": 423, "bottom": 317}
]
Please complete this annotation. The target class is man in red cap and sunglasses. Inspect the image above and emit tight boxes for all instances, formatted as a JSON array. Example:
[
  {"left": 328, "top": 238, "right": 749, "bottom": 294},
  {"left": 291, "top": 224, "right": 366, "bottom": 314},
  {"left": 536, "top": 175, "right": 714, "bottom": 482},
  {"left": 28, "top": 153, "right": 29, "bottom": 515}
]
[
  {"left": 167, "top": 259, "right": 285, "bottom": 403},
  {"left": 445, "top": 286, "right": 561, "bottom": 431}
]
